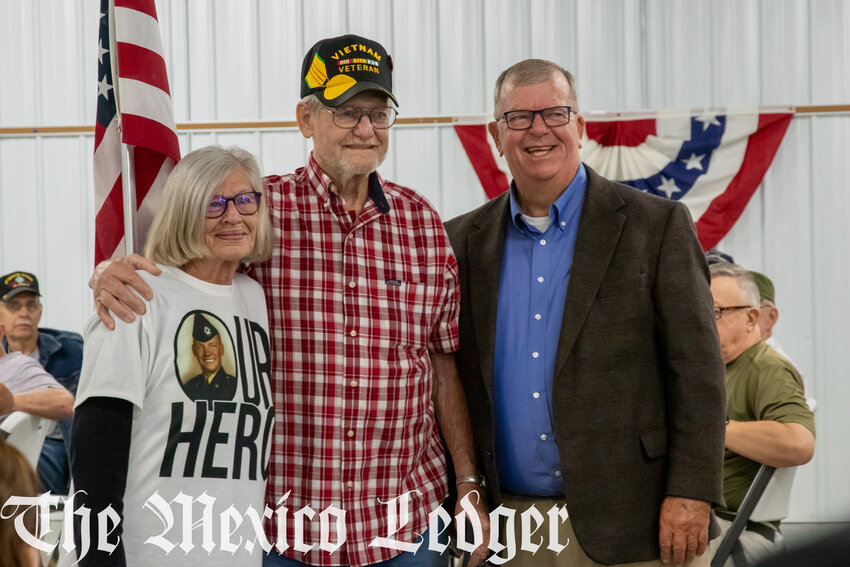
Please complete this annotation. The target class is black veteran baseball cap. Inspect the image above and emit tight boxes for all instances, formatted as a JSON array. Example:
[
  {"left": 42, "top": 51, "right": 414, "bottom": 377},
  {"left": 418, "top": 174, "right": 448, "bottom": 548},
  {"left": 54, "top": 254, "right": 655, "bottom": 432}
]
[
  {"left": 301, "top": 34, "right": 398, "bottom": 107},
  {"left": 0, "top": 271, "right": 41, "bottom": 301}
]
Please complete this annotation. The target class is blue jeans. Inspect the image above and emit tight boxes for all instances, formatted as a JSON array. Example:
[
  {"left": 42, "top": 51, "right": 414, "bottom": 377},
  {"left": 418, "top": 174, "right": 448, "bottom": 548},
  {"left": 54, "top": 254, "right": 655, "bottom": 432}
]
[
  {"left": 38, "top": 437, "right": 69, "bottom": 495},
  {"left": 263, "top": 526, "right": 449, "bottom": 567}
]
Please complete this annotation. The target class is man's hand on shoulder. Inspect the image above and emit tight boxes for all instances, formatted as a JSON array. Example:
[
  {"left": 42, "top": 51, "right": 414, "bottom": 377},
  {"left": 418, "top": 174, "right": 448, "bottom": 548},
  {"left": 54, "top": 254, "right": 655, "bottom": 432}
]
[
  {"left": 659, "top": 496, "right": 710, "bottom": 566},
  {"left": 90, "top": 254, "right": 161, "bottom": 330}
]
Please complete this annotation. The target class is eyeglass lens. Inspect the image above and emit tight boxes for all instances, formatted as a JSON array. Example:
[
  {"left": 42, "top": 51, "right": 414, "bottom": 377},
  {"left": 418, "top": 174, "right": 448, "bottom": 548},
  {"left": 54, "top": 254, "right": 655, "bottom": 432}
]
[
  {"left": 330, "top": 106, "right": 397, "bottom": 129},
  {"left": 206, "top": 192, "right": 261, "bottom": 218},
  {"left": 503, "top": 106, "right": 572, "bottom": 130},
  {"left": 2, "top": 299, "right": 40, "bottom": 312}
]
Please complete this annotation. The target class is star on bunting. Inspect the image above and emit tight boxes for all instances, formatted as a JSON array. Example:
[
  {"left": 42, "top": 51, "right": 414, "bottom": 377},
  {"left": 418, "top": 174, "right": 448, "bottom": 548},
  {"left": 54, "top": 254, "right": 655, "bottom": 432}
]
[{"left": 656, "top": 176, "right": 681, "bottom": 198}]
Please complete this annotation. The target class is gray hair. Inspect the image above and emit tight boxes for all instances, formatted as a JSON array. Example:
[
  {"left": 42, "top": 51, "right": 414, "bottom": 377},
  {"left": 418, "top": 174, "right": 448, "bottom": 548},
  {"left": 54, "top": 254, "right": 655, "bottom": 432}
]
[
  {"left": 493, "top": 59, "right": 579, "bottom": 119},
  {"left": 709, "top": 263, "right": 760, "bottom": 307},
  {"left": 300, "top": 91, "right": 390, "bottom": 114},
  {"left": 144, "top": 145, "right": 273, "bottom": 266},
  {"left": 300, "top": 93, "right": 324, "bottom": 115}
]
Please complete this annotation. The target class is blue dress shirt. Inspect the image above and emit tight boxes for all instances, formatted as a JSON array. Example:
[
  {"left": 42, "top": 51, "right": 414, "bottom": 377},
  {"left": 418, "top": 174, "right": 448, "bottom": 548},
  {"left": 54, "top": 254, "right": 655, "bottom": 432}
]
[{"left": 494, "top": 164, "right": 587, "bottom": 496}]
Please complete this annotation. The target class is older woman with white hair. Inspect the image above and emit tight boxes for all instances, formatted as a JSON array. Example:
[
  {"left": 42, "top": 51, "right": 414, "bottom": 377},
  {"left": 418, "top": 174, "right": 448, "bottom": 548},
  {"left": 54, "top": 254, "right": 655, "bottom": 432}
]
[{"left": 71, "top": 146, "right": 274, "bottom": 566}]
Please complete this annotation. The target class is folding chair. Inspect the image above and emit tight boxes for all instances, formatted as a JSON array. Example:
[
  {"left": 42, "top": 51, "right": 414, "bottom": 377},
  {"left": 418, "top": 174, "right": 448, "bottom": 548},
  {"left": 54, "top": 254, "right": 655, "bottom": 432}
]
[
  {"left": 0, "top": 411, "right": 51, "bottom": 468},
  {"left": 711, "top": 398, "right": 817, "bottom": 567}
]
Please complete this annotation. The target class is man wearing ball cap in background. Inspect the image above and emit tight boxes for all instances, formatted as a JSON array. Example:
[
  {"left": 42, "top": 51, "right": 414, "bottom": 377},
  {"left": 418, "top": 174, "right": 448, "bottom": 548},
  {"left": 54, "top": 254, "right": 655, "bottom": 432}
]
[
  {"left": 92, "top": 34, "right": 488, "bottom": 567},
  {"left": 0, "top": 270, "right": 81, "bottom": 496},
  {"left": 749, "top": 270, "right": 810, "bottom": 394}
]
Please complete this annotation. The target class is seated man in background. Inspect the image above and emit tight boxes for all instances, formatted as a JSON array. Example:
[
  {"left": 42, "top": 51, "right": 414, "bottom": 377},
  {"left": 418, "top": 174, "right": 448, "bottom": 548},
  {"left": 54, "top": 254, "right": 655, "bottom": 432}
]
[
  {"left": 708, "top": 263, "right": 815, "bottom": 565},
  {"left": 0, "top": 324, "right": 74, "bottom": 422},
  {"left": 0, "top": 271, "right": 82, "bottom": 494},
  {"left": 749, "top": 270, "right": 810, "bottom": 394}
]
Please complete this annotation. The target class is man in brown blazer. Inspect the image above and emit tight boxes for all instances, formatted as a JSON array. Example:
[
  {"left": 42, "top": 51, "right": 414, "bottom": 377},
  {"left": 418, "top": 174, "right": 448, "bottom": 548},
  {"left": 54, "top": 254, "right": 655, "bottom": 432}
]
[{"left": 445, "top": 59, "right": 726, "bottom": 566}]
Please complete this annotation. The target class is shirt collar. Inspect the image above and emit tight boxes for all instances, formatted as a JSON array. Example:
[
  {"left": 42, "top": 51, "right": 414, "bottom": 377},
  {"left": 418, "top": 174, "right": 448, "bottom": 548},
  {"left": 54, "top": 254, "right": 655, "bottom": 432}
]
[
  {"left": 306, "top": 153, "right": 390, "bottom": 215},
  {"left": 509, "top": 163, "right": 587, "bottom": 233}
]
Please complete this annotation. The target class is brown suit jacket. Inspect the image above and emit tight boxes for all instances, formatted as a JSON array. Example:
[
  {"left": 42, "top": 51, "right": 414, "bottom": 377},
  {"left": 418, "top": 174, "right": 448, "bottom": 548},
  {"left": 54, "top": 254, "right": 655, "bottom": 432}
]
[{"left": 445, "top": 165, "right": 726, "bottom": 564}]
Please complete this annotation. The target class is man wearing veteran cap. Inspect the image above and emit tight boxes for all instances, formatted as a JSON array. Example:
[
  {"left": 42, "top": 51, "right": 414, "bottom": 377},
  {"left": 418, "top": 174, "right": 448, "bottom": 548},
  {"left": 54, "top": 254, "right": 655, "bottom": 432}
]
[
  {"left": 0, "top": 270, "right": 82, "bottom": 495},
  {"left": 91, "top": 34, "right": 487, "bottom": 567}
]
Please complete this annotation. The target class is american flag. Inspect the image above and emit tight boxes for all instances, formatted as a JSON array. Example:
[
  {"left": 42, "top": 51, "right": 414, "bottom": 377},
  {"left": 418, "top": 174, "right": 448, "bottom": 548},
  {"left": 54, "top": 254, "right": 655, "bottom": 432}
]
[
  {"left": 455, "top": 110, "right": 792, "bottom": 249},
  {"left": 93, "top": 0, "right": 180, "bottom": 265}
]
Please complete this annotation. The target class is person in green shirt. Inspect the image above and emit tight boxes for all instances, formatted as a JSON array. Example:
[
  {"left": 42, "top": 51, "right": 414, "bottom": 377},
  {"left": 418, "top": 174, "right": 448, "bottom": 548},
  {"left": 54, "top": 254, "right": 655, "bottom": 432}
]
[{"left": 708, "top": 263, "right": 815, "bottom": 566}]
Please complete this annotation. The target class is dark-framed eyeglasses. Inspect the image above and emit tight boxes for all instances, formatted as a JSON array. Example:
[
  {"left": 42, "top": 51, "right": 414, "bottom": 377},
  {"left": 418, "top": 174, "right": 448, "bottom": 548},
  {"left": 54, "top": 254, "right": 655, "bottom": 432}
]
[
  {"left": 713, "top": 305, "right": 752, "bottom": 320},
  {"left": 501, "top": 106, "right": 573, "bottom": 130},
  {"left": 323, "top": 105, "right": 398, "bottom": 129},
  {"left": 206, "top": 191, "right": 262, "bottom": 218}
]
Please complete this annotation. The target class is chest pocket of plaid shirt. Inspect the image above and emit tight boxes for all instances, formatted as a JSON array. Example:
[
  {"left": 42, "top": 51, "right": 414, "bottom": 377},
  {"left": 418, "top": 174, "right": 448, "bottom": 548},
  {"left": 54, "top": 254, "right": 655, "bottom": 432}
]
[{"left": 369, "top": 276, "right": 429, "bottom": 349}]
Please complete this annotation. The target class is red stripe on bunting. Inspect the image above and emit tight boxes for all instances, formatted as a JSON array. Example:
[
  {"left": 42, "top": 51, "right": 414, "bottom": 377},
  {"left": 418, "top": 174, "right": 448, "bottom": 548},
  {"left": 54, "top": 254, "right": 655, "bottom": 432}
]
[
  {"left": 115, "top": 42, "right": 171, "bottom": 95},
  {"left": 121, "top": 113, "right": 181, "bottom": 163},
  {"left": 454, "top": 124, "right": 510, "bottom": 199},
  {"left": 584, "top": 118, "right": 657, "bottom": 147},
  {"left": 114, "top": 0, "right": 158, "bottom": 20},
  {"left": 695, "top": 113, "right": 793, "bottom": 249}
]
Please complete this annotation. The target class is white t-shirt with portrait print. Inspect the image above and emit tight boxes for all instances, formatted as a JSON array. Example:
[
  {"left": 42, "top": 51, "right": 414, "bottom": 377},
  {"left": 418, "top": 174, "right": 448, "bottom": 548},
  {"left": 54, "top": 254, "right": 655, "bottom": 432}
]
[{"left": 75, "top": 264, "right": 274, "bottom": 566}]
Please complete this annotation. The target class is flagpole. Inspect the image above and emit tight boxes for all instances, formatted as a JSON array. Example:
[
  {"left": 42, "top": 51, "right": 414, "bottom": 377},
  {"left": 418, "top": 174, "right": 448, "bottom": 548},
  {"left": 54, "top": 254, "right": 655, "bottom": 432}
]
[
  {"left": 108, "top": 0, "right": 139, "bottom": 256},
  {"left": 120, "top": 144, "right": 137, "bottom": 254}
]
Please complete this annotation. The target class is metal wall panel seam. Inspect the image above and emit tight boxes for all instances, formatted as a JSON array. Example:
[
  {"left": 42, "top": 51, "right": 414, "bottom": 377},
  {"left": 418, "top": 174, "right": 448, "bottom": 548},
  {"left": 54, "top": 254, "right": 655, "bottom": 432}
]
[
  {"left": 33, "top": 1, "right": 43, "bottom": 128},
  {"left": 77, "top": 0, "right": 88, "bottom": 124},
  {"left": 79, "top": 135, "right": 94, "bottom": 276},
  {"left": 433, "top": 0, "right": 445, "bottom": 214},
  {"left": 35, "top": 137, "right": 46, "bottom": 284},
  {"left": 804, "top": 112, "right": 822, "bottom": 519},
  {"left": 180, "top": 0, "right": 191, "bottom": 122},
  {"left": 639, "top": 0, "right": 648, "bottom": 108},
  {"left": 210, "top": 3, "right": 218, "bottom": 121}
]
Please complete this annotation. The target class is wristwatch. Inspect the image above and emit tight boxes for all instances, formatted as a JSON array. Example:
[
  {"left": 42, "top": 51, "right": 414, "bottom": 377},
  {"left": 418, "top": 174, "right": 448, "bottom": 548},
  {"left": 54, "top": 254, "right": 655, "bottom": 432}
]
[{"left": 456, "top": 474, "right": 486, "bottom": 488}]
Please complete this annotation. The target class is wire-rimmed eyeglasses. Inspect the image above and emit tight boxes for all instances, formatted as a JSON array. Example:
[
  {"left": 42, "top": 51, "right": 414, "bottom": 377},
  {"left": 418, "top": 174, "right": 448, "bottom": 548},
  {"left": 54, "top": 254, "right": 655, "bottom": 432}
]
[{"left": 323, "top": 105, "right": 398, "bottom": 129}]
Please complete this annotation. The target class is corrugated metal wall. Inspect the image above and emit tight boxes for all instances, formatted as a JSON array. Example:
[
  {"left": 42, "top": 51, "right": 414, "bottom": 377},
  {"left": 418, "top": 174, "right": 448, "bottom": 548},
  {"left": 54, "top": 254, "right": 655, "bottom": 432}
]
[{"left": 1, "top": 0, "right": 848, "bottom": 522}]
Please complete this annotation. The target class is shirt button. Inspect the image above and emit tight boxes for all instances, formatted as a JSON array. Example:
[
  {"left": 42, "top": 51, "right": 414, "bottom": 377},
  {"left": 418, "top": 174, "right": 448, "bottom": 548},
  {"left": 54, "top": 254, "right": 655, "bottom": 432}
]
[
  {"left": 350, "top": 330, "right": 357, "bottom": 337},
  {"left": 560, "top": 221, "right": 566, "bottom": 227},
  {"left": 346, "top": 481, "right": 353, "bottom": 488},
  {"left": 347, "top": 430, "right": 354, "bottom": 438},
  {"left": 532, "top": 392, "right": 540, "bottom": 399},
  {"left": 350, "top": 380, "right": 358, "bottom": 387},
  {"left": 324, "top": 201, "right": 330, "bottom": 208},
  {"left": 540, "top": 239, "right": 547, "bottom": 245},
  {"left": 534, "top": 314, "right": 541, "bottom": 320},
  {"left": 537, "top": 276, "right": 544, "bottom": 283},
  {"left": 532, "top": 352, "right": 539, "bottom": 359},
  {"left": 555, "top": 470, "right": 562, "bottom": 477},
  {"left": 348, "top": 281, "right": 356, "bottom": 288},
  {"left": 540, "top": 434, "right": 548, "bottom": 441}
]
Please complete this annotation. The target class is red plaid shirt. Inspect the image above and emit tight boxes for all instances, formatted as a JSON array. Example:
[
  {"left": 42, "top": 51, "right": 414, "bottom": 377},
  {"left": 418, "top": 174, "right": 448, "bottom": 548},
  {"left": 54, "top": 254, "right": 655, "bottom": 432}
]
[{"left": 253, "top": 155, "right": 459, "bottom": 566}]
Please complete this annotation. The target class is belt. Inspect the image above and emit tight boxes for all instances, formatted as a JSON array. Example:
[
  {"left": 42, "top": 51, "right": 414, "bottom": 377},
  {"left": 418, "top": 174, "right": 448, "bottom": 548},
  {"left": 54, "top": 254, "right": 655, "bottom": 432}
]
[{"left": 715, "top": 510, "right": 778, "bottom": 542}]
